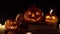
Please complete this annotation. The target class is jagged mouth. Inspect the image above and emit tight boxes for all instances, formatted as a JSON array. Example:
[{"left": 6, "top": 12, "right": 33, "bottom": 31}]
[
  {"left": 24, "top": 15, "right": 41, "bottom": 22},
  {"left": 7, "top": 26, "right": 17, "bottom": 29}
]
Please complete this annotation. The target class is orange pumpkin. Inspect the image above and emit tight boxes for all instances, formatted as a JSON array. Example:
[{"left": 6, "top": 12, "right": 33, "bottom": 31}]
[
  {"left": 5, "top": 19, "right": 18, "bottom": 30},
  {"left": 24, "top": 5, "right": 43, "bottom": 23},
  {"left": 45, "top": 9, "right": 58, "bottom": 24},
  {"left": 45, "top": 14, "right": 58, "bottom": 24}
]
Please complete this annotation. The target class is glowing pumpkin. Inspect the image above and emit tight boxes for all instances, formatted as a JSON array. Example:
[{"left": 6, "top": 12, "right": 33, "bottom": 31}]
[
  {"left": 24, "top": 5, "right": 43, "bottom": 23},
  {"left": 45, "top": 9, "right": 58, "bottom": 24},
  {"left": 5, "top": 19, "right": 18, "bottom": 30},
  {"left": 45, "top": 14, "right": 58, "bottom": 24}
]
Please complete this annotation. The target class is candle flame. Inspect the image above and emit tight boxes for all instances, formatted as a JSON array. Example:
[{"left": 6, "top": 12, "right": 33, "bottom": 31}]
[
  {"left": 26, "top": 32, "right": 32, "bottom": 34},
  {"left": 50, "top": 9, "right": 53, "bottom": 14},
  {"left": 0, "top": 24, "right": 1, "bottom": 26}
]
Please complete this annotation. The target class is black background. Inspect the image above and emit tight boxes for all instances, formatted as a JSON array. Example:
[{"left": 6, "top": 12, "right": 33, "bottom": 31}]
[{"left": 0, "top": 0, "right": 60, "bottom": 25}]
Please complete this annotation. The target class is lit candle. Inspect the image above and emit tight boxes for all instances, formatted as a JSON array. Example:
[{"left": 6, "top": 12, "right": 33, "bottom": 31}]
[
  {"left": 26, "top": 32, "right": 32, "bottom": 34},
  {"left": 0, "top": 24, "right": 5, "bottom": 34},
  {"left": 59, "top": 24, "right": 60, "bottom": 32}
]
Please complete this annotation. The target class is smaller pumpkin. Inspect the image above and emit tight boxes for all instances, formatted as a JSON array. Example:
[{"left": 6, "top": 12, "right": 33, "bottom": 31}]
[
  {"left": 45, "top": 9, "right": 58, "bottom": 24},
  {"left": 45, "top": 14, "right": 58, "bottom": 24},
  {"left": 5, "top": 19, "right": 18, "bottom": 30}
]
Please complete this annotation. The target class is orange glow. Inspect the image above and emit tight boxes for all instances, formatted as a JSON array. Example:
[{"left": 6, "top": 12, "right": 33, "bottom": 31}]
[
  {"left": 26, "top": 32, "right": 32, "bottom": 34},
  {"left": 32, "top": 13, "right": 35, "bottom": 17},
  {"left": 52, "top": 16, "right": 56, "bottom": 19},
  {"left": 5, "top": 19, "right": 18, "bottom": 30},
  {"left": 46, "top": 16, "right": 50, "bottom": 19},
  {"left": 28, "top": 11, "right": 31, "bottom": 15},
  {"left": 36, "top": 11, "right": 40, "bottom": 15},
  {"left": 24, "top": 12, "right": 41, "bottom": 22},
  {"left": 24, "top": 5, "right": 43, "bottom": 23},
  {"left": 6, "top": 26, "right": 17, "bottom": 30},
  {"left": 45, "top": 15, "right": 58, "bottom": 24}
]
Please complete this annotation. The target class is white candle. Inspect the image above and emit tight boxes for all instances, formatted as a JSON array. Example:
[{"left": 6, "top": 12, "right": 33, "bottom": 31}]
[
  {"left": 59, "top": 24, "right": 60, "bottom": 32},
  {"left": 0, "top": 25, "right": 5, "bottom": 34}
]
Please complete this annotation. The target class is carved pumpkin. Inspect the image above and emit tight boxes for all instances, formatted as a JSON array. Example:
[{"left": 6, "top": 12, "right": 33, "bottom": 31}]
[
  {"left": 24, "top": 5, "right": 43, "bottom": 23},
  {"left": 45, "top": 9, "right": 58, "bottom": 24},
  {"left": 45, "top": 15, "right": 58, "bottom": 24},
  {"left": 5, "top": 19, "right": 18, "bottom": 30}
]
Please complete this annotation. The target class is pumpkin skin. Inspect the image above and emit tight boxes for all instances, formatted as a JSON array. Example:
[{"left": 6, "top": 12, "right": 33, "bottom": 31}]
[
  {"left": 45, "top": 14, "right": 58, "bottom": 24},
  {"left": 5, "top": 19, "right": 18, "bottom": 30},
  {"left": 24, "top": 7, "right": 43, "bottom": 23}
]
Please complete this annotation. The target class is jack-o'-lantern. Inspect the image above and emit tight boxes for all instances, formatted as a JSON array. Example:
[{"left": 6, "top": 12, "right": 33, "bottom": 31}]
[
  {"left": 5, "top": 19, "right": 18, "bottom": 30},
  {"left": 45, "top": 9, "right": 58, "bottom": 24},
  {"left": 24, "top": 5, "right": 43, "bottom": 23}
]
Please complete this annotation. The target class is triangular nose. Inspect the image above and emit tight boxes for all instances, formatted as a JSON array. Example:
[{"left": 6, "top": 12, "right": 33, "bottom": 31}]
[{"left": 32, "top": 14, "right": 35, "bottom": 17}]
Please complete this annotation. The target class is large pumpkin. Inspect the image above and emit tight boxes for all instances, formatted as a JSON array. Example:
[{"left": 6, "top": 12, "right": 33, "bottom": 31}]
[
  {"left": 24, "top": 5, "right": 43, "bottom": 23},
  {"left": 45, "top": 14, "right": 58, "bottom": 24},
  {"left": 5, "top": 19, "right": 18, "bottom": 30}
]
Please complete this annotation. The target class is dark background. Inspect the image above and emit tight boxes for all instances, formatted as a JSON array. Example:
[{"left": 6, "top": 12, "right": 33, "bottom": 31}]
[{"left": 0, "top": 0, "right": 60, "bottom": 25}]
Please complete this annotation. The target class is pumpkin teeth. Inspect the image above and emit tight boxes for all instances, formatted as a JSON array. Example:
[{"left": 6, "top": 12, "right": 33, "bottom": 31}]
[
  {"left": 31, "top": 19, "right": 35, "bottom": 21},
  {"left": 10, "top": 26, "right": 14, "bottom": 29},
  {"left": 31, "top": 19, "right": 35, "bottom": 20},
  {"left": 31, "top": 19, "right": 35, "bottom": 22}
]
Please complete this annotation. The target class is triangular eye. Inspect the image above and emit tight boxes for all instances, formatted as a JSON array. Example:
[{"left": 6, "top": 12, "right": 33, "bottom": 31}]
[
  {"left": 36, "top": 11, "right": 40, "bottom": 15},
  {"left": 27, "top": 11, "right": 31, "bottom": 15},
  {"left": 46, "top": 16, "right": 50, "bottom": 19},
  {"left": 52, "top": 16, "right": 55, "bottom": 19}
]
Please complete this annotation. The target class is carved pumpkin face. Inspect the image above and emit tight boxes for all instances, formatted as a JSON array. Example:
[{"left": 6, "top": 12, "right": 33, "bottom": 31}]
[
  {"left": 24, "top": 9, "right": 43, "bottom": 23},
  {"left": 5, "top": 19, "right": 17, "bottom": 30},
  {"left": 45, "top": 15, "right": 58, "bottom": 24}
]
